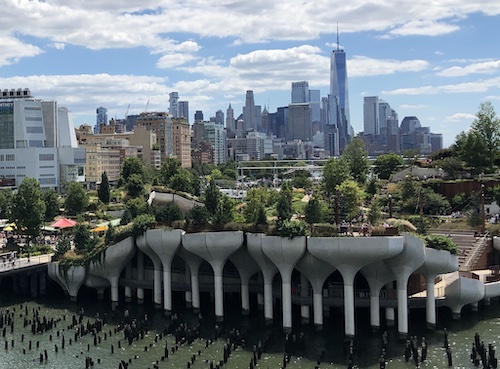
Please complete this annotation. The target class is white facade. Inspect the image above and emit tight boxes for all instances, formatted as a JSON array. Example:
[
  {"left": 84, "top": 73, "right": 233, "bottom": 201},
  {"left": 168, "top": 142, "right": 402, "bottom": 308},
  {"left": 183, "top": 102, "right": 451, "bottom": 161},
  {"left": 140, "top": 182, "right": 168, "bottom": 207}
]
[
  {"left": 363, "top": 96, "right": 379, "bottom": 135},
  {"left": 203, "top": 121, "right": 227, "bottom": 164},
  {"left": 0, "top": 93, "right": 85, "bottom": 190}
]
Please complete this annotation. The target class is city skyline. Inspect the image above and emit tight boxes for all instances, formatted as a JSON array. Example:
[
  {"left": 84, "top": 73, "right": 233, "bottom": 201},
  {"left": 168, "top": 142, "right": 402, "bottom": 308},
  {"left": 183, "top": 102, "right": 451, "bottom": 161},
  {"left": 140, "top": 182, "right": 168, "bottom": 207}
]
[{"left": 1, "top": 1, "right": 500, "bottom": 148}]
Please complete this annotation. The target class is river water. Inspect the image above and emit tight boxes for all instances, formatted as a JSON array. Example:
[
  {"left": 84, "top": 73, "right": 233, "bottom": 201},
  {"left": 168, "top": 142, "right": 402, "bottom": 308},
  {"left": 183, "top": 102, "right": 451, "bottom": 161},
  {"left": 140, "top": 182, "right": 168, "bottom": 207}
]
[{"left": 0, "top": 286, "right": 499, "bottom": 369}]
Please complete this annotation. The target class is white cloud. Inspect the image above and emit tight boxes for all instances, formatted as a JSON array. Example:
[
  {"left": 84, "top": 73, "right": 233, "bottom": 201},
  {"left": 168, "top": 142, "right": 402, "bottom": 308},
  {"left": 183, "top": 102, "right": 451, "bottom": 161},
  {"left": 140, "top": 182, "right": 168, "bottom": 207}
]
[
  {"left": 383, "top": 76, "right": 500, "bottom": 95},
  {"left": 49, "top": 42, "right": 65, "bottom": 50},
  {"left": 387, "top": 20, "right": 459, "bottom": 37},
  {"left": 444, "top": 113, "right": 476, "bottom": 122},
  {"left": 349, "top": 56, "right": 428, "bottom": 77},
  {"left": 0, "top": 35, "right": 43, "bottom": 66},
  {"left": 437, "top": 60, "right": 500, "bottom": 77},
  {"left": 399, "top": 104, "right": 427, "bottom": 109},
  {"left": 157, "top": 53, "right": 197, "bottom": 69},
  {"left": 434, "top": 51, "right": 444, "bottom": 56}
]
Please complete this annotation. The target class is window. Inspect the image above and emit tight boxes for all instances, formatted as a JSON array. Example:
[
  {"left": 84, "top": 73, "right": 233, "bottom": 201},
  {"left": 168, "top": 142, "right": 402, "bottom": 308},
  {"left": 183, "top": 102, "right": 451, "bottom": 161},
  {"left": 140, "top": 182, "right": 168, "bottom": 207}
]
[
  {"left": 16, "top": 166, "right": 25, "bottom": 169},
  {"left": 39, "top": 154, "right": 54, "bottom": 161},
  {"left": 16, "top": 140, "right": 26, "bottom": 148},
  {"left": 39, "top": 165, "right": 54, "bottom": 169},
  {"left": 39, "top": 177, "right": 56, "bottom": 185},
  {"left": 5, "top": 154, "right": 14, "bottom": 161},
  {"left": 24, "top": 106, "right": 41, "bottom": 111},
  {"left": 26, "top": 126, "right": 44, "bottom": 134},
  {"left": 25, "top": 117, "right": 42, "bottom": 121},
  {"left": 29, "top": 140, "right": 43, "bottom": 147},
  {"left": 0, "top": 155, "right": 3, "bottom": 161}
]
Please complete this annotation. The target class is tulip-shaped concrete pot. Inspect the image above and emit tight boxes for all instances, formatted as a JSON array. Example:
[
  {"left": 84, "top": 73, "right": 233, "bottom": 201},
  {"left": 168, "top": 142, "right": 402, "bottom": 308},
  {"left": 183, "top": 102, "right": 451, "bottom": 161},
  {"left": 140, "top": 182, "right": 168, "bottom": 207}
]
[
  {"left": 360, "top": 260, "right": 396, "bottom": 330},
  {"left": 385, "top": 233, "right": 425, "bottom": 338},
  {"left": 87, "top": 237, "right": 135, "bottom": 306},
  {"left": 177, "top": 247, "right": 204, "bottom": 312},
  {"left": 136, "top": 234, "right": 163, "bottom": 308},
  {"left": 416, "top": 247, "right": 458, "bottom": 329},
  {"left": 247, "top": 233, "right": 278, "bottom": 323},
  {"left": 261, "top": 235, "right": 306, "bottom": 332},
  {"left": 145, "top": 229, "right": 183, "bottom": 314},
  {"left": 309, "top": 236, "right": 403, "bottom": 337},
  {"left": 296, "top": 249, "right": 336, "bottom": 329},
  {"left": 48, "top": 262, "right": 86, "bottom": 301},
  {"left": 229, "top": 246, "right": 260, "bottom": 315},
  {"left": 182, "top": 231, "right": 244, "bottom": 321},
  {"left": 84, "top": 275, "right": 110, "bottom": 300},
  {"left": 445, "top": 274, "right": 485, "bottom": 319}
]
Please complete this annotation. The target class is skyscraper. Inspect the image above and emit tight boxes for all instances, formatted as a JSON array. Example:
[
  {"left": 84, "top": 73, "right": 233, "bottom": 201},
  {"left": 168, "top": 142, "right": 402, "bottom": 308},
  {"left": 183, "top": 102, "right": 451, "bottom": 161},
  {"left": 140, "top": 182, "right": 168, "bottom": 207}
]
[
  {"left": 363, "top": 96, "right": 379, "bottom": 136},
  {"left": 95, "top": 106, "right": 108, "bottom": 134},
  {"left": 242, "top": 90, "right": 262, "bottom": 132},
  {"left": 226, "top": 103, "right": 235, "bottom": 132},
  {"left": 178, "top": 101, "right": 189, "bottom": 123},
  {"left": 291, "top": 81, "right": 309, "bottom": 103},
  {"left": 329, "top": 27, "right": 351, "bottom": 152},
  {"left": 169, "top": 92, "right": 179, "bottom": 117}
]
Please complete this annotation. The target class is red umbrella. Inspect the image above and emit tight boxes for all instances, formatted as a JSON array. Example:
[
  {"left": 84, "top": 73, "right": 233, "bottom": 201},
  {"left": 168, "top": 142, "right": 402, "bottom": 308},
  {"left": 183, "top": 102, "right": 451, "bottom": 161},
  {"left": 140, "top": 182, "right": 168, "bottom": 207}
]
[{"left": 50, "top": 218, "right": 77, "bottom": 229}]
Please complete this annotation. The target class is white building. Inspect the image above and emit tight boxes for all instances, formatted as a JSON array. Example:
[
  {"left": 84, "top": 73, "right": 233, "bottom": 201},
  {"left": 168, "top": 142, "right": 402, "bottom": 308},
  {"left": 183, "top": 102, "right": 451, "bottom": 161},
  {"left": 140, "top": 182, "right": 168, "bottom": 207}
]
[{"left": 0, "top": 88, "right": 85, "bottom": 191}]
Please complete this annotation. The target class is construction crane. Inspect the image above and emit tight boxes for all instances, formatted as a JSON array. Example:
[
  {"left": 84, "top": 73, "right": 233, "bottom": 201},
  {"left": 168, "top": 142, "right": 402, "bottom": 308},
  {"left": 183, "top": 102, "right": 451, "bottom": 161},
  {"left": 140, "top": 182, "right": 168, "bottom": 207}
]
[{"left": 125, "top": 103, "right": 130, "bottom": 119}]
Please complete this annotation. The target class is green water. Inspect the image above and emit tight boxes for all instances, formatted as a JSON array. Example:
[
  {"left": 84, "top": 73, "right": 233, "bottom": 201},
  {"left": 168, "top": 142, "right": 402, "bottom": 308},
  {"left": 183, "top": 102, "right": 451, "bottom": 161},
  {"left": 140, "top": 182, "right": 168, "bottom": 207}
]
[{"left": 1, "top": 291, "right": 500, "bottom": 369}]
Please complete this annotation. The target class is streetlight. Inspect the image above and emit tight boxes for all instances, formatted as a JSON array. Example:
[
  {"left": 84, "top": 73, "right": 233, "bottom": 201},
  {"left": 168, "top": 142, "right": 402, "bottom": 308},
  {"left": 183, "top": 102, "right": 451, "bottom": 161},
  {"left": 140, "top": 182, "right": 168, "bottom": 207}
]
[
  {"left": 388, "top": 194, "right": 393, "bottom": 218},
  {"left": 481, "top": 184, "right": 485, "bottom": 235}
]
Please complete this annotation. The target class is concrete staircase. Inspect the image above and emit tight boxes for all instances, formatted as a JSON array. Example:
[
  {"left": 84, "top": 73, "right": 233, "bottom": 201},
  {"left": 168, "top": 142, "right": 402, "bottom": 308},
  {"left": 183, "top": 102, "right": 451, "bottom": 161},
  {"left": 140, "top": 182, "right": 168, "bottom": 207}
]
[{"left": 428, "top": 229, "right": 480, "bottom": 271}]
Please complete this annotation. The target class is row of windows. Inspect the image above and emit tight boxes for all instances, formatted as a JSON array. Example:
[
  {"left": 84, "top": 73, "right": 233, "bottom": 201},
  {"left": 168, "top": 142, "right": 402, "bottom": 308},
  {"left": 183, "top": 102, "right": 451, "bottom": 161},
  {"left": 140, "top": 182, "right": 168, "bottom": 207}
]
[
  {"left": 39, "top": 178, "right": 56, "bottom": 185},
  {"left": 40, "top": 174, "right": 54, "bottom": 177},
  {"left": 39, "top": 165, "right": 54, "bottom": 169},
  {"left": 24, "top": 107, "right": 41, "bottom": 111},
  {"left": 29, "top": 140, "right": 43, "bottom": 147},
  {"left": 26, "top": 126, "right": 44, "bottom": 134},
  {"left": 0, "top": 154, "right": 15, "bottom": 161},
  {"left": 39, "top": 154, "right": 54, "bottom": 161},
  {"left": 25, "top": 117, "right": 42, "bottom": 121}
]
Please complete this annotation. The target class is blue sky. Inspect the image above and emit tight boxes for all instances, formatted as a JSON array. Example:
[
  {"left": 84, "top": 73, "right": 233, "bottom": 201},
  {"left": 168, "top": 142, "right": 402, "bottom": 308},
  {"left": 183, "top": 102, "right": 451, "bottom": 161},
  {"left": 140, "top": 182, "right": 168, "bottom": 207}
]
[{"left": 1, "top": 1, "right": 500, "bottom": 148}]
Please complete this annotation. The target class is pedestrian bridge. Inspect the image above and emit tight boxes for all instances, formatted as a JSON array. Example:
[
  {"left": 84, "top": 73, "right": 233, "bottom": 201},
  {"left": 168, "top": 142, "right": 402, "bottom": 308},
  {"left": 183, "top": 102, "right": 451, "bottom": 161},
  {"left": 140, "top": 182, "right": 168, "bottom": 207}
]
[{"left": 0, "top": 252, "right": 52, "bottom": 276}]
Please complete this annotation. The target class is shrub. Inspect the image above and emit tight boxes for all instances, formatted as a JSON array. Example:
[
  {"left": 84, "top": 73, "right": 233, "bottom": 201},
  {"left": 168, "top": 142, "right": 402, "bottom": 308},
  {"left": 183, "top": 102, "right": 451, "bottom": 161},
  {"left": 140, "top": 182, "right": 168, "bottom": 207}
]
[
  {"left": 311, "top": 223, "right": 339, "bottom": 237},
  {"left": 276, "top": 220, "right": 309, "bottom": 239},
  {"left": 424, "top": 234, "right": 458, "bottom": 255}
]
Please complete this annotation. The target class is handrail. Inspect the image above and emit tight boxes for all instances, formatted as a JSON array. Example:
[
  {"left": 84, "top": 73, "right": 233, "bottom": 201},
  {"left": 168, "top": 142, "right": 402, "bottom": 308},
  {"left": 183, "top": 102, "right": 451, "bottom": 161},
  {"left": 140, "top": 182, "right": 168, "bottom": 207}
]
[
  {"left": 0, "top": 253, "right": 53, "bottom": 272},
  {"left": 462, "top": 235, "right": 488, "bottom": 271}
]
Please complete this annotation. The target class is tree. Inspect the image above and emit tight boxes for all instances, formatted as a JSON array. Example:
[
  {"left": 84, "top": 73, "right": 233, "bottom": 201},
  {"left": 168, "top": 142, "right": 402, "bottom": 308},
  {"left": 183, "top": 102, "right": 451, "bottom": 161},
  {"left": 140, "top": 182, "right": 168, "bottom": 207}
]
[
  {"left": 204, "top": 178, "right": 220, "bottom": 217},
  {"left": 170, "top": 169, "right": 194, "bottom": 193},
  {"left": 367, "top": 199, "right": 382, "bottom": 226},
  {"left": 373, "top": 153, "right": 404, "bottom": 180},
  {"left": 65, "top": 182, "right": 89, "bottom": 215},
  {"left": 186, "top": 205, "right": 210, "bottom": 226},
  {"left": 44, "top": 189, "right": 60, "bottom": 221},
  {"left": 276, "top": 182, "right": 293, "bottom": 223},
  {"left": 125, "top": 173, "right": 145, "bottom": 198},
  {"left": 454, "top": 131, "right": 490, "bottom": 172},
  {"left": 212, "top": 196, "right": 235, "bottom": 226},
  {"left": 304, "top": 197, "right": 326, "bottom": 224},
  {"left": 337, "top": 180, "right": 364, "bottom": 221},
  {"left": 471, "top": 102, "right": 500, "bottom": 169},
  {"left": 126, "top": 197, "right": 149, "bottom": 218},
  {"left": 121, "top": 157, "right": 145, "bottom": 182},
  {"left": 159, "top": 158, "right": 181, "bottom": 186},
  {"left": 55, "top": 236, "right": 71, "bottom": 256},
  {"left": 73, "top": 223, "right": 94, "bottom": 253},
  {"left": 154, "top": 202, "right": 184, "bottom": 224},
  {"left": 11, "top": 177, "right": 46, "bottom": 242},
  {"left": 98, "top": 172, "right": 110, "bottom": 204},
  {"left": 254, "top": 204, "right": 268, "bottom": 225},
  {"left": 244, "top": 187, "right": 271, "bottom": 223},
  {"left": 342, "top": 137, "right": 369, "bottom": 184},
  {"left": 291, "top": 170, "right": 312, "bottom": 189},
  {"left": 0, "top": 189, "right": 13, "bottom": 219},
  {"left": 321, "top": 157, "right": 350, "bottom": 205}
]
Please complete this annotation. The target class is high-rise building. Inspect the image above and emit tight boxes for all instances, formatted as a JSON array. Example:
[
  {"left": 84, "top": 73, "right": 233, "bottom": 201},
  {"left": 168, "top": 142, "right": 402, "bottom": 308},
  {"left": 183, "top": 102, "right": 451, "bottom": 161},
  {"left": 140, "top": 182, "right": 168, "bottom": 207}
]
[
  {"left": 169, "top": 92, "right": 179, "bottom": 118},
  {"left": 363, "top": 96, "right": 379, "bottom": 136},
  {"left": 226, "top": 103, "right": 235, "bottom": 133},
  {"left": 171, "top": 117, "right": 191, "bottom": 168},
  {"left": 178, "top": 101, "right": 189, "bottom": 123},
  {"left": 215, "top": 110, "right": 224, "bottom": 125},
  {"left": 194, "top": 110, "right": 203, "bottom": 123},
  {"left": 291, "top": 81, "right": 309, "bottom": 103},
  {"left": 242, "top": 90, "right": 262, "bottom": 132},
  {"left": 329, "top": 29, "right": 351, "bottom": 152},
  {"left": 287, "top": 103, "right": 312, "bottom": 141},
  {"left": 95, "top": 106, "right": 108, "bottom": 134},
  {"left": 203, "top": 121, "right": 227, "bottom": 164},
  {"left": 0, "top": 88, "right": 85, "bottom": 190}
]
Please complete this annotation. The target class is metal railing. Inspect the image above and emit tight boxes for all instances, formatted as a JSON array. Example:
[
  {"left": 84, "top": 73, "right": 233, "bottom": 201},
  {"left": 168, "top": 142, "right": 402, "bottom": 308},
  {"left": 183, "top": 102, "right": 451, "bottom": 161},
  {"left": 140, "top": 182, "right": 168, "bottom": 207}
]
[
  {"left": 463, "top": 235, "right": 488, "bottom": 271},
  {"left": 0, "top": 254, "right": 53, "bottom": 273}
]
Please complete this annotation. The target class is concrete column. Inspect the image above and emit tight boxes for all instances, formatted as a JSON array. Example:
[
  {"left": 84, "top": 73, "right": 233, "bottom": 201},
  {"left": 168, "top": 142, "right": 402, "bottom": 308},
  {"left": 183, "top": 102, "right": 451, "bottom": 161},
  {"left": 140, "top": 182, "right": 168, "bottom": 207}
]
[
  {"left": 370, "top": 290, "right": 380, "bottom": 330},
  {"left": 300, "top": 273, "right": 310, "bottom": 324},
  {"left": 471, "top": 301, "right": 479, "bottom": 312},
  {"left": 264, "top": 279, "right": 273, "bottom": 322},
  {"left": 313, "top": 293, "right": 323, "bottom": 326},
  {"left": 124, "top": 263, "right": 132, "bottom": 302},
  {"left": 137, "top": 250, "right": 144, "bottom": 303},
  {"left": 343, "top": 277, "right": 356, "bottom": 338},
  {"left": 241, "top": 283, "right": 250, "bottom": 314},
  {"left": 257, "top": 293, "right": 264, "bottom": 311},
  {"left": 110, "top": 275, "right": 119, "bottom": 304},
  {"left": 191, "top": 273, "right": 200, "bottom": 311},
  {"left": 153, "top": 268, "right": 162, "bottom": 308},
  {"left": 136, "top": 234, "right": 162, "bottom": 308},
  {"left": 397, "top": 286, "right": 408, "bottom": 338},
  {"left": 425, "top": 276, "right": 436, "bottom": 330},
  {"left": 184, "top": 266, "right": 192, "bottom": 308},
  {"left": 213, "top": 265, "right": 224, "bottom": 321},
  {"left": 177, "top": 248, "right": 203, "bottom": 313},
  {"left": 30, "top": 273, "right": 38, "bottom": 298},
  {"left": 385, "top": 307, "right": 395, "bottom": 327}
]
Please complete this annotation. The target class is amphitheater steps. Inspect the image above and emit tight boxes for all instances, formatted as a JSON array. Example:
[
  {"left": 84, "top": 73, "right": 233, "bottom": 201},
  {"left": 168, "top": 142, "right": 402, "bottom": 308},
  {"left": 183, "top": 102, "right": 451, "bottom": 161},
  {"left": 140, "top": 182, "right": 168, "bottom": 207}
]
[{"left": 428, "top": 229, "right": 478, "bottom": 270}]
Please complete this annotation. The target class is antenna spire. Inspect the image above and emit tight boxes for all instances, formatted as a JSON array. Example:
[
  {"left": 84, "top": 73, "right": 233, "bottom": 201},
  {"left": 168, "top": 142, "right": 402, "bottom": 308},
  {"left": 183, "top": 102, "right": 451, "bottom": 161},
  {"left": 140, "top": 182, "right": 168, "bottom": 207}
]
[{"left": 336, "top": 23, "right": 340, "bottom": 51}]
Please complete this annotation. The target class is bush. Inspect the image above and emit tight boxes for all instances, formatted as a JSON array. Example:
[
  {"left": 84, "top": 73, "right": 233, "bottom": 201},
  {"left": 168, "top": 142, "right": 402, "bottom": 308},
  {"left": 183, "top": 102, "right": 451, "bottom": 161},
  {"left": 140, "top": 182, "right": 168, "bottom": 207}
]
[
  {"left": 424, "top": 234, "right": 458, "bottom": 255},
  {"left": 154, "top": 202, "right": 184, "bottom": 225},
  {"left": 276, "top": 220, "right": 309, "bottom": 239},
  {"left": 132, "top": 214, "right": 156, "bottom": 239},
  {"left": 311, "top": 223, "right": 339, "bottom": 237}
]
